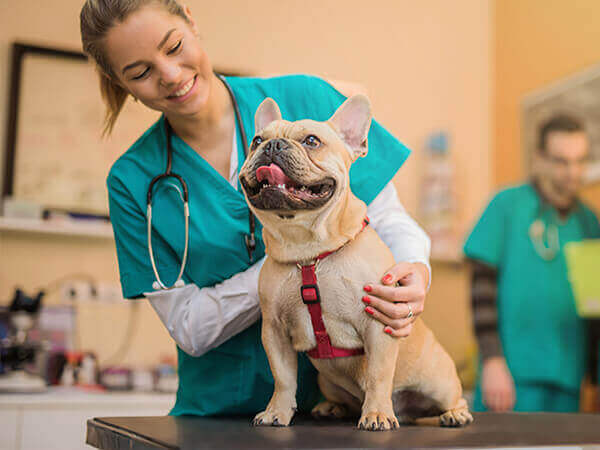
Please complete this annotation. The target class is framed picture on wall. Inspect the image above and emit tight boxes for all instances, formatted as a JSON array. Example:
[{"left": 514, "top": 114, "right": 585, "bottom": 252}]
[
  {"left": 522, "top": 63, "right": 600, "bottom": 184},
  {"left": 2, "top": 42, "right": 161, "bottom": 217}
]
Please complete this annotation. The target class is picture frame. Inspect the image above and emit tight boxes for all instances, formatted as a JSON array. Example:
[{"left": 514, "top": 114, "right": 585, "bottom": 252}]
[
  {"left": 2, "top": 42, "right": 161, "bottom": 217},
  {"left": 522, "top": 63, "right": 600, "bottom": 184}
]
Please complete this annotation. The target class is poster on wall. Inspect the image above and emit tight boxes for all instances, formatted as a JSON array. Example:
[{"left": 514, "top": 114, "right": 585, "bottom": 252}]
[
  {"left": 522, "top": 63, "right": 600, "bottom": 184},
  {"left": 3, "top": 43, "right": 160, "bottom": 217}
]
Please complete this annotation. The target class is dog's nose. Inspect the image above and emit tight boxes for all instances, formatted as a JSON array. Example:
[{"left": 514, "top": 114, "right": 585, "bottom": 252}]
[{"left": 264, "top": 138, "right": 288, "bottom": 157}]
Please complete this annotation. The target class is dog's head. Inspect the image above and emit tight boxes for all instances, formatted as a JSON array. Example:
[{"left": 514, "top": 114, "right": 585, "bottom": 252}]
[{"left": 239, "top": 95, "right": 372, "bottom": 220}]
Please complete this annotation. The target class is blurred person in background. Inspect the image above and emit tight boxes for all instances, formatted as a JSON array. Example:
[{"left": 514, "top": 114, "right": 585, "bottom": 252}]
[{"left": 464, "top": 114, "right": 600, "bottom": 412}]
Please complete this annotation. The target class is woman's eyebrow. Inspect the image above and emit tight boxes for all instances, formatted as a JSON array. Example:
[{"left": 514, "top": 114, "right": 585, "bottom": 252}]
[
  {"left": 122, "top": 28, "right": 177, "bottom": 75},
  {"left": 157, "top": 28, "right": 176, "bottom": 50}
]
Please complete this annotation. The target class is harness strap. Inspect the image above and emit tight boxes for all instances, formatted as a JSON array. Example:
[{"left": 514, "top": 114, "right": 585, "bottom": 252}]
[{"left": 299, "top": 218, "right": 369, "bottom": 359}]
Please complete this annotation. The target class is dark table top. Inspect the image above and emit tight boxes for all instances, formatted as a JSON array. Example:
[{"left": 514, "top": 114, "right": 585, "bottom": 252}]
[{"left": 86, "top": 412, "right": 600, "bottom": 449}]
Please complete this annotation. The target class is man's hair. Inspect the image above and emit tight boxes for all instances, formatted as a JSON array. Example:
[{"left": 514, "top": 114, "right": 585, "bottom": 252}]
[{"left": 538, "top": 114, "right": 584, "bottom": 154}]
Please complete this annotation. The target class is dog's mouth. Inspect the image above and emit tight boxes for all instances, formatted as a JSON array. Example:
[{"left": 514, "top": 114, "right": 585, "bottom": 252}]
[{"left": 241, "top": 163, "right": 336, "bottom": 210}]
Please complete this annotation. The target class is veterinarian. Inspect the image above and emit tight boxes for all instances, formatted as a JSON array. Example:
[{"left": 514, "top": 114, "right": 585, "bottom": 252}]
[
  {"left": 464, "top": 114, "right": 600, "bottom": 412},
  {"left": 81, "top": 0, "right": 432, "bottom": 416}
]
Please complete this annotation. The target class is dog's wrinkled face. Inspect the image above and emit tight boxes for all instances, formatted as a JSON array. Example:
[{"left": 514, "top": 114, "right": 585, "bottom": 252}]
[
  {"left": 239, "top": 121, "right": 338, "bottom": 210},
  {"left": 239, "top": 95, "right": 372, "bottom": 213}
]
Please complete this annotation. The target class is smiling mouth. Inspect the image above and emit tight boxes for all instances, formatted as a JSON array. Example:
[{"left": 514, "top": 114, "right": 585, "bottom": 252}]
[
  {"left": 167, "top": 75, "right": 196, "bottom": 99},
  {"left": 241, "top": 163, "right": 336, "bottom": 210}
]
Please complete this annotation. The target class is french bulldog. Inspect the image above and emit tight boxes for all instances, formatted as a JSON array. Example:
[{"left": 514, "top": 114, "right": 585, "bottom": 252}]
[{"left": 238, "top": 94, "right": 473, "bottom": 431}]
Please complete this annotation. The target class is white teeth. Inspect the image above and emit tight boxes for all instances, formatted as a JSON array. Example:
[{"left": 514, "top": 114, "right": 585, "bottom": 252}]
[
  {"left": 172, "top": 78, "right": 194, "bottom": 97},
  {"left": 277, "top": 184, "right": 286, "bottom": 189}
]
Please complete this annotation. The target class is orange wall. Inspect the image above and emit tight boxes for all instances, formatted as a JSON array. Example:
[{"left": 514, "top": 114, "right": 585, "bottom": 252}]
[
  {"left": 495, "top": 0, "right": 600, "bottom": 209},
  {"left": 0, "top": 1, "right": 491, "bottom": 371}
]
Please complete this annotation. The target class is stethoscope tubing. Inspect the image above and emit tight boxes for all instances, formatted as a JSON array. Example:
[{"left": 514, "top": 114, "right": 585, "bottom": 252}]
[{"left": 146, "top": 74, "right": 255, "bottom": 290}]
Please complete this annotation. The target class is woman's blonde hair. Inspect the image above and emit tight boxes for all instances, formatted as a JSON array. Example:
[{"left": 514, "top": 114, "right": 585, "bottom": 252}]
[{"left": 80, "top": 0, "right": 190, "bottom": 136}]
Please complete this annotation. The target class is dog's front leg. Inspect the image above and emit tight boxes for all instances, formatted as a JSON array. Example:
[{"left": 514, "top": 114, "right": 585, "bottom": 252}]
[
  {"left": 252, "top": 318, "right": 298, "bottom": 427},
  {"left": 358, "top": 329, "right": 400, "bottom": 431}
]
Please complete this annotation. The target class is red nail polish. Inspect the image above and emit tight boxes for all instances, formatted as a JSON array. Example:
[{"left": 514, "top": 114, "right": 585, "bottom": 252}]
[
  {"left": 384, "top": 327, "right": 393, "bottom": 335},
  {"left": 365, "top": 306, "right": 374, "bottom": 315},
  {"left": 362, "top": 296, "right": 370, "bottom": 304},
  {"left": 363, "top": 285, "right": 372, "bottom": 292},
  {"left": 383, "top": 274, "right": 392, "bottom": 284}
]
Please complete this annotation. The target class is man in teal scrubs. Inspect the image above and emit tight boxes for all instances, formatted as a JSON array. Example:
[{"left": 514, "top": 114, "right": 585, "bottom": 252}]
[
  {"left": 464, "top": 115, "right": 600, "bottom": 412},
  {"left": 107, "top": 74, "right": 416, "bottom": 416}
]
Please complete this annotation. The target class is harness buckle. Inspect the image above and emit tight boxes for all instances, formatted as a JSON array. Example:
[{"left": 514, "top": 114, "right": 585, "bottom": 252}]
[{"left": 300, "top": 284, "right": 320, "bottom": 304}]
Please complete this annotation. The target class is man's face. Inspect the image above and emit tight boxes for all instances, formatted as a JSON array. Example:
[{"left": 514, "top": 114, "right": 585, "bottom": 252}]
[{"left": 540, "top": 131, "right": 589, "bottom": 207}]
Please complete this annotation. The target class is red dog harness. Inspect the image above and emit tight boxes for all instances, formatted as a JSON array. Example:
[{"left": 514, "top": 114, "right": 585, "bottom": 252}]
[{"left": 299, "top": 218, "right": 369, "bottom": 359}]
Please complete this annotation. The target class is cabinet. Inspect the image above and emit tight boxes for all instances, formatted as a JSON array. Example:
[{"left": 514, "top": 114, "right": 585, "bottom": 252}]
[{"left": 0, "top": 387, "right": 174, "bottom": 450}]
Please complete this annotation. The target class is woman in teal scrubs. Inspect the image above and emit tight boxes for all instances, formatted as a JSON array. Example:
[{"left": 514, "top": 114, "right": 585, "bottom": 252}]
[{"left": 80, "top": 0, "right": 431, "bottom": 416}]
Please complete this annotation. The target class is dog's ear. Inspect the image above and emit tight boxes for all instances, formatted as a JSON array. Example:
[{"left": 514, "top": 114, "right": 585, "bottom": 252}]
[
  {"left": 328, "top": 94, "right": 372, "bottom": 161},
  {"left": 255, "top": 98, "right": 282, "bottom": 133}
]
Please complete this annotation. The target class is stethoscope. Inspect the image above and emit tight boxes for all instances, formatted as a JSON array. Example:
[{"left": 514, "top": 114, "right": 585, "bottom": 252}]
[
  {"left": 528, "top": 190, "right": 594, "bottom": 261},
  {"left": 146, "top": 74, "right": 256, "bottom": 290}
]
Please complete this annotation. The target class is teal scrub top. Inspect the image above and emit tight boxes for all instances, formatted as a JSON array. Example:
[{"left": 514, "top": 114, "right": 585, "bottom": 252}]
[
  {"left": 107, "top": 74, "right": 411, "bottom": 416},
  {"left": 464, "top": 183, "right": 600, "bottom": 392}
]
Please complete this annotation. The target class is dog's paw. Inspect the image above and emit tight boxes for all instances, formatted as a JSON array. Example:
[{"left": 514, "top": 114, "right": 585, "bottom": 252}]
[
  {"left": 357, "top": 411, "right": 399, "bottom": 431},
  {"left": 252, "top": 408, "right": 295, "bottom": 427},
  {"left": 311, "top": 401, "right": 348, "bottom": 419},
  {"left": 439, "top": 407, "right": 473, "bottom": 427}
]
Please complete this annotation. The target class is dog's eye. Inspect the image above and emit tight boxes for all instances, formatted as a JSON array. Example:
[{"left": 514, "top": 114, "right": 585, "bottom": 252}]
[
  {"left": 250, "top": 136, "right": 263, "bottom": 151},
  {"left": 302, "top": 135, "right": 321, "bottom": 149}
]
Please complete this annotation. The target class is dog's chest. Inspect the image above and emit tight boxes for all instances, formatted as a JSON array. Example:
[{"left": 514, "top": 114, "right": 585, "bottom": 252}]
[{"left": 275, "top": 255, "right": 372, "bottom": 352}]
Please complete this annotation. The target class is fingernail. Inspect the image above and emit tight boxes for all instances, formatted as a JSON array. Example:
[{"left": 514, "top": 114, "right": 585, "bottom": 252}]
[
  {"left": 365, "top": 306, "right": 374, "bottom": 315},
  {"left": 362, "top": 296, "right": 370, "bottom": 304},
  {"left": 382, "top": 274, "right": 392, "bottom": 284},
  {"left": 384, "top": 327, "right": 393, "bottom": 335},
  {"left": 363, "top": 285, "right": 372, "bottom": 292}
]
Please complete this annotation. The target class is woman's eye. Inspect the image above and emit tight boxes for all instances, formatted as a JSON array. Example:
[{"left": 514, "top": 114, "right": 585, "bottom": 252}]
[
  {"left": 251, "top": 136, "right": 263, "bottom": 151},
  {"left": 132, "top": 67, "right": 150, "bottom": 80},
  {"left": 302, "top": 135, "right": 321, "bottom": 148},
  {"left": 167, "top": 40, "right": 182, "bottom": 55}
]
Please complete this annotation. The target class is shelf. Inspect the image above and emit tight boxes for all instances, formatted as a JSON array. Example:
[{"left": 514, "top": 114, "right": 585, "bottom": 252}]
[
  {"left": 0, "top": 216, "right": 114, "bottom": 239},
  {"left": 0, "top": 386, "right": 174, "bottom": 408}
]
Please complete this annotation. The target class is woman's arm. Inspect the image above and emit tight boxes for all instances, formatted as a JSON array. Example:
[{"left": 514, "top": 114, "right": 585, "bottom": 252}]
[
  {"left": 144, "top": 256, "right": 266, "bottom": 357},
  {"left": 146, "top": 181, "right": 429, "bottom": 354},
  {"left": 361, "top": 181, "right": 431, "bottom": 337}
]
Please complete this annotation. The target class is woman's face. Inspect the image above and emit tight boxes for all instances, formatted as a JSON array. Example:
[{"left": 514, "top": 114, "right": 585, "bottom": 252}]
[{"left": 104, "top": 5, "right": 212, "bottom": 117}]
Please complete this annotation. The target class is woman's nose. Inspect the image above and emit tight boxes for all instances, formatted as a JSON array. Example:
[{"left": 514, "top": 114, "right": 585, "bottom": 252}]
[{"left": 158, "top": 61, "right": 182, "bottom": 87}]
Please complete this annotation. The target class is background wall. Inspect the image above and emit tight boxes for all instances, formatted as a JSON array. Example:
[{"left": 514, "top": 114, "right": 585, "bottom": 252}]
[
  {"left": 495, "top": 0, "right": 600, "bottom": 207},
  {"left": 0, "top": 1, "right": 491, "bottom": 379}
]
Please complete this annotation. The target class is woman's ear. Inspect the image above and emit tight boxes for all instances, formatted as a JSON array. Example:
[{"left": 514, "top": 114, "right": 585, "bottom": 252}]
[
  {"left": 182, "top": 5, "right": 199, "bottom": 36},
  {"left": 98, "top": 64, "right": 123, "bottom": 87}
]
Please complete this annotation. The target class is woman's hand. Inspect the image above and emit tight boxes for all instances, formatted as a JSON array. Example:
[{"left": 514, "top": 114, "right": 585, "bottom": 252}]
[
  {"left": 362, "top": 262, "right": 429, "bottom": 337},
  {"left": 481, "top": 356, "right": 515, "bottom": 412}
]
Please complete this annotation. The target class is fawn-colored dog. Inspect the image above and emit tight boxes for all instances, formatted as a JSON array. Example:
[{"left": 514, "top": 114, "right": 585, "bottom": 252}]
[{"left": 239, "top": 95, "right": 472, "bottom": 431}]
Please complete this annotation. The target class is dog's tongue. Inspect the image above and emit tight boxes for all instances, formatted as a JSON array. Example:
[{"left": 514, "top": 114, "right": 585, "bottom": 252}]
[{"left": 256, "top": 164, "right": 294, "bottom": 186}]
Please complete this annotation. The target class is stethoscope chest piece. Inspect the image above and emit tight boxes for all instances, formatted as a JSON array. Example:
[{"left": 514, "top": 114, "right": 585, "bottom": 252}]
[{"left": 529, "top": 217, "right": 560, "bottom": 261}]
